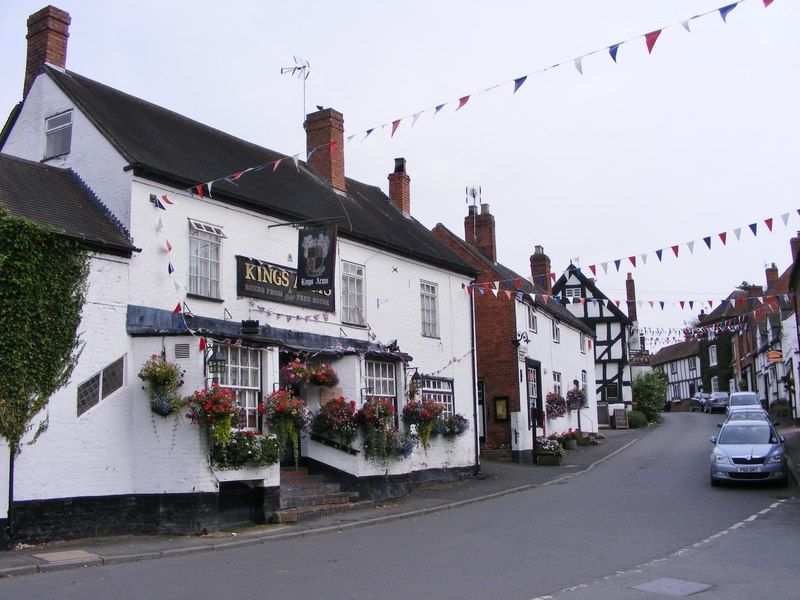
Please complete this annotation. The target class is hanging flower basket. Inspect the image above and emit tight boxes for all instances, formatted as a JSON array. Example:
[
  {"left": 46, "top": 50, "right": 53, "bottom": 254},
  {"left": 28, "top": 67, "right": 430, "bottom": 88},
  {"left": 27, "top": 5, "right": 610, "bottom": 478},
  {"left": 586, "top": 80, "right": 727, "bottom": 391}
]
[
  {"left": 545, "top": 392, "right": 567, "bottom": 420},
  {"left": 309, "top": 362, "right": 339, "bottom": 387},
  {"left": 138, "top": 354, "right": 184, "bottom": 417},
  {"left": 566, "top": 387, "right": 586, "bottom": 411},
  {"left": 311, "top": 396, "right": 357, "bottom": 447},
  {"left": 185, "top": 384, "right": 240, "bottom": 447},
  {"left": 262, "top": 389, "right": 311, "bottom": 466},
  {"left": 402, "top": 397, "right": 444, "bottom": 449},
  {"left": 280, "top": 358, "right": 312, "bottom": 388}
]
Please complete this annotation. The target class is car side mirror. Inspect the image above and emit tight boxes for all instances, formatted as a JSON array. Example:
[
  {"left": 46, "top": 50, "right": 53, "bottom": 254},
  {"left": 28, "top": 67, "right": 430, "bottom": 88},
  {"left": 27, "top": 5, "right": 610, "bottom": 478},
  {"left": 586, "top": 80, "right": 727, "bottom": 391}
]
[
  {"left": 773, "top": 421, "right": 780, "bottom": 427},
  {"left": 710, "top": 436, "right": 717, "bottom": 444}
]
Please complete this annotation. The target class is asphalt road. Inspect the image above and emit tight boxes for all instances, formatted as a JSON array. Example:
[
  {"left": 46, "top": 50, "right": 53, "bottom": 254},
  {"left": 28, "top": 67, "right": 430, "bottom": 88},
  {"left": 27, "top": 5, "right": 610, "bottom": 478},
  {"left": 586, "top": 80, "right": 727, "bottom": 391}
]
[{"left": 1, "top": 412, "right": 793, "bottom": 600}]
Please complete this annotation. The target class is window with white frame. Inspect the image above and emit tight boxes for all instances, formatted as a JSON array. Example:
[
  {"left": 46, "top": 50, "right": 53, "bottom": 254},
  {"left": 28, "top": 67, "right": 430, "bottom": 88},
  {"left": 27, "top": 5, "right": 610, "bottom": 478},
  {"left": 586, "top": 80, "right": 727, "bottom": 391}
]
[
  {"left": 552, "top": 320, "right": 561, "bottom": 344},
  {"left": 580, "top": 332, "right": 586, "bottom": 353},
  {"left": 365, "top": 360, "right": 396, "bottom": 401},
  {"left": 527, "top": 306, "right": 538, "bottom": 333},
  {"left": 341, "top": 261, "right": 365, "bottom": 325},
  {"left": 420, "top": 281, "right": 439, "bottom": 338},
  {"left": 709, "top": 345, "right": 717, "bottom": 367},
  {"left": 45, "top": 110, "right": 72, "bottom": 159},
  {"left": 553, "top": 371, "right": 562, "bottom": 395},
  {"left": 564, "top": 287, "right": 581, "bottom": 299},
  {"left": 527, "top": 367, "right": 538, "bottom": 402},
  {"left": 421, "top": 377, "right": 454, "bottom": 417},
  {"left": 581, "top": 370, "right": 587, "bottom": 389},
  {"left": 711, "top": 376, "right": 719, "bottom": 392},
  {"left": 689, "top": 357, "right": 696, "bottom": 372},
  {"left": 76, "top": 355, "right": 125, "bottom": 416},
  {"left": 188, "top": 219, "right": 224, "bottom": 299},
  {"left": 671, "top": 362, "right": 678, "bottom": 374},
  {"left": 216, "top": 345, "right": 261, "bottom": 429}
]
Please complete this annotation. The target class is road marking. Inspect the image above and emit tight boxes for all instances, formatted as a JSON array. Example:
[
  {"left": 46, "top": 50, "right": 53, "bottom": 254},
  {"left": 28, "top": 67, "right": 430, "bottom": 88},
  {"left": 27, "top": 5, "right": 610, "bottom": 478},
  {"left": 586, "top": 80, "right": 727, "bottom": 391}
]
[{"left": 529, "top": 499, "right": 789, "bottom": 600}]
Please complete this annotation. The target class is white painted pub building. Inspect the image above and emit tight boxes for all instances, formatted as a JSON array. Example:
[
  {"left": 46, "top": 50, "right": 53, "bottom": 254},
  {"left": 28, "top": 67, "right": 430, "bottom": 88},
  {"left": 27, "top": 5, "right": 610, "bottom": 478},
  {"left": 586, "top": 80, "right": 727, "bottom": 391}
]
[{"left": 0, "top": 7, "right": 478, "bottom": 543}]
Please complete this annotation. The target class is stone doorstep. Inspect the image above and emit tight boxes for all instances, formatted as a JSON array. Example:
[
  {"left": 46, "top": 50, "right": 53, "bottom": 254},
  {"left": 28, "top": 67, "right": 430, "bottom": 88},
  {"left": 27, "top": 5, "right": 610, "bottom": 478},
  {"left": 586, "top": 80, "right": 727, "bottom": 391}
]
[
  {"left": 272, "top": 499, "right": 376, "bottom": 524},
  {"left": 30, "top": 549, "right": 101, "bottom": 565}
]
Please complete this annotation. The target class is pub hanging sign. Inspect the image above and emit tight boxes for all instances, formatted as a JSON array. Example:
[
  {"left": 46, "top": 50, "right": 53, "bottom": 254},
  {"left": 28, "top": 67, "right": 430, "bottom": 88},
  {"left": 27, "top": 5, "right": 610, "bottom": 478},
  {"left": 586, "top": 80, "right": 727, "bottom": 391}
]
[
  {"left": 236, "top": 255, "right": 335, "bottom": 311},
  {"left": 297, "top": 225, "right": 337, "bottom": 292}
]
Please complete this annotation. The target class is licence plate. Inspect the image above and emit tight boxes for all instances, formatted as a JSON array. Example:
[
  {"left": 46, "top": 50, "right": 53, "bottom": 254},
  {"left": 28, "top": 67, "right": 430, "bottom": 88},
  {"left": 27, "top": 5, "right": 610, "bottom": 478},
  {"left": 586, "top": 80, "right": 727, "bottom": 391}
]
[{"left": 737, "top": 466, "right": 761, "bottom": 473}]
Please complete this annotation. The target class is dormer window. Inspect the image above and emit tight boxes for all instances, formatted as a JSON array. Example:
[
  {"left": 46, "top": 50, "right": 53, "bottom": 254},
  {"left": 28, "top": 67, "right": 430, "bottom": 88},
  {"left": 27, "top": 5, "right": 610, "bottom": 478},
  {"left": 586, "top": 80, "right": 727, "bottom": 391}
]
[{"left": 44, "top": 110, "right": 72, "bottom": 159}]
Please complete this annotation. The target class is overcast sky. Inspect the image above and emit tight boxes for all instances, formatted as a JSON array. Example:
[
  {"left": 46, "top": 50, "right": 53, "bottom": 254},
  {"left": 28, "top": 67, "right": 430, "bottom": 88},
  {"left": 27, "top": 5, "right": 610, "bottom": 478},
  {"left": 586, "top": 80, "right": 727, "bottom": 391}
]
[{"left": 2, "top": 0, "right": 798, "bottom": 350}]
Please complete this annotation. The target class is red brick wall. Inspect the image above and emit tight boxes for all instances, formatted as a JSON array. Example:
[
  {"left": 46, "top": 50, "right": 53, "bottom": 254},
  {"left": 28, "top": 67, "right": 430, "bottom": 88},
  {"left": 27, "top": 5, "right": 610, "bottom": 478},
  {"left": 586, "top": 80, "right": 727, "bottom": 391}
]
[
  {"left": 432, "top": 225, "right": 519, "bottom": 449},
  {"left": 304, "top": 108, "right": 345, "bottom": 192},
  {"left": 387, "top": 158, "right": 410, "bottom": 214}
]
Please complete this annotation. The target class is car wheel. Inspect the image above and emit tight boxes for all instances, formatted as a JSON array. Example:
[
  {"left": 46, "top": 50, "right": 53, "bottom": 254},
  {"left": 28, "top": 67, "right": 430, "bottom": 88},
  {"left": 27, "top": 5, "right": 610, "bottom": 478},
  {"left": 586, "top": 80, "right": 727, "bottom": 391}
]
[{"left": 710, "top": 472, "right": 720, "bottom": 487}]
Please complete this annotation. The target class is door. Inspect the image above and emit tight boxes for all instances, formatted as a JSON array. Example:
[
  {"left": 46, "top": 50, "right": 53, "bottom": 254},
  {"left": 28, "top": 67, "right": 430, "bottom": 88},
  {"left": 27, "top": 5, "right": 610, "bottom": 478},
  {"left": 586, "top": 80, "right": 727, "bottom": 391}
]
[{"left": 526, "top": 360, "right": 543, "bottom": 439}]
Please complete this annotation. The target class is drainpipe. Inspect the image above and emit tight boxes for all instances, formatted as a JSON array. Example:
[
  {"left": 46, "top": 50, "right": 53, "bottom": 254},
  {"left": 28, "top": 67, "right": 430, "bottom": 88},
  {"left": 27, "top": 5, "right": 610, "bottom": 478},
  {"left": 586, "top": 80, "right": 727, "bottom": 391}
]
[{"left": 469, "top": 279, "right": 480, "bottom": 476}]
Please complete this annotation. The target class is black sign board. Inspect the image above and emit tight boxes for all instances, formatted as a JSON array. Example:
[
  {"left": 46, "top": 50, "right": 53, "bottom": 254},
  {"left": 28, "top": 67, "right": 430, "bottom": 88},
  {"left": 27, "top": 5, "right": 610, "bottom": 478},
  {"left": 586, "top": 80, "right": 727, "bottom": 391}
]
[
  {"left": 297, "top": 225, "right": 337, "bottom": 292},
  {"left": 613, "top": 408, "right": 629, "bottom": 429},
  {"left": 236, "top": 255, "right": 335, "bottom": 311}
]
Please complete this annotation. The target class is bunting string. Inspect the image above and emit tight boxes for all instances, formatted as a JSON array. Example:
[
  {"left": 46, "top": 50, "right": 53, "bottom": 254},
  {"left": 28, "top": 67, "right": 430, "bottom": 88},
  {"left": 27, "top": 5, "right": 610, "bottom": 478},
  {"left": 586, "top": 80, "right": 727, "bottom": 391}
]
[{"left": 345, "top": 0, "right": 774, "bottom": 144}]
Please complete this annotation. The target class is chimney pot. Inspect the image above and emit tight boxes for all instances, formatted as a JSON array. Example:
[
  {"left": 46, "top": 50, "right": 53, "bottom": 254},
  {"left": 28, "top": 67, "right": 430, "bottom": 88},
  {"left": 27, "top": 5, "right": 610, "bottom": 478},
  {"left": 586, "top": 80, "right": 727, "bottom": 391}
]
[
  {"left": 388, "top": 157, "right": 411, "bottom": 215},
  {"left": 24, "top": 6, "right": 70, "bottom": 98},
  {"left": 304, "top": 108, "right": 345, "bottom": 192},
  {"left": 530, "top": 246, "right": 552, "bottom": 294},
  {"left": 480, "top": 202, "right": 490, "bottom": 215}
]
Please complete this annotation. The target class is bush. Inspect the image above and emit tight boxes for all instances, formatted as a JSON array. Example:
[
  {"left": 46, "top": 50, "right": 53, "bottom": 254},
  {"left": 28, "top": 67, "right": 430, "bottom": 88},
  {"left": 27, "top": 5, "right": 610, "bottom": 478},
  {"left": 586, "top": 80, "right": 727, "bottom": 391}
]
[
  {"left": 632, "top": 371, "right": 667, "bottom": 421},
  {"left": 627, "top": 410, "right": 648, "bottom": 429}
]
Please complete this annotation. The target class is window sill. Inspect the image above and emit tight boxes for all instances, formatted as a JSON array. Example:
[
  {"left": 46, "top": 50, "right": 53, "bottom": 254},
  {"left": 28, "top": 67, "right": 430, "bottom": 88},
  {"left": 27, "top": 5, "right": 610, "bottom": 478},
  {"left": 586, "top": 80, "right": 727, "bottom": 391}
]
[
  {"left": 186, "top": 293, "right": 225, "bottom": 303},
  {"left": 341, "top": 322, "right": 368, "bottom": 329},
  {"left": 421, "top": 334, "right": 441, "bottom": 340}
]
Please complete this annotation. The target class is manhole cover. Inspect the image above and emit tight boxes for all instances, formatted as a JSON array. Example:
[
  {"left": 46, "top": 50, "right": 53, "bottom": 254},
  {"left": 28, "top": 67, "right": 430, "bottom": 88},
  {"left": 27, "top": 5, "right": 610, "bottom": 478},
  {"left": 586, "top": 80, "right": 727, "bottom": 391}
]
[
  {"left": 30, "top": 549, "right": 100, "bottom": 564},
  {"left": 631, "top": 578, "right": 713, "bottom": 597}
]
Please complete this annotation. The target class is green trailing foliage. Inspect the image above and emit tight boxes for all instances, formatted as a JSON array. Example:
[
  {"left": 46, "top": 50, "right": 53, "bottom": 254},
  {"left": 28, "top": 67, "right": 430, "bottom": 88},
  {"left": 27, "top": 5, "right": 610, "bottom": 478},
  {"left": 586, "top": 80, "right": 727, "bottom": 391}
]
[
  {"left": 632, "top": 371, "right": 668, "bottom": 422},
  {"left": 0, "top": 208, "right": 89, "bottom": 456}
]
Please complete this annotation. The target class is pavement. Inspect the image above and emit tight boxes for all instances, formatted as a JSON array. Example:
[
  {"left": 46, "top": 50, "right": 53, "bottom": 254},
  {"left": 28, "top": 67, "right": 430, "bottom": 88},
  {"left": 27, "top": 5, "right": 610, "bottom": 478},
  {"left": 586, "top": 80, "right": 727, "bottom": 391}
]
[{"left": 0, "top": 420, "right": 796, "bottom": 580}]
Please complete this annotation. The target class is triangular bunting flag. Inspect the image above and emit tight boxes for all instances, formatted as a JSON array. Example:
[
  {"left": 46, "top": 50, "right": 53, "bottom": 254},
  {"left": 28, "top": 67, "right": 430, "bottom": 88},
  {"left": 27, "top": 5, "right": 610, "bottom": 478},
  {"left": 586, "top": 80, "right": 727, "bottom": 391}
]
[
  {"left": 708, "top": 300, "right": 713, "bottom": 308},
  {"left": 679, "top": 300, "right": 685, "bottom": 310},
  {"left": 764, "top": 0, "right": 774, "bottom": 6},
  {"left": 659, "top": 301, "right": 665, "bottom": 310},
  {"left": 434, "top": 104, "right": 446, "bottom": 115},
  {"left": 206, "top": 181, "right": 213, "bottom": 199},
  {"left": 719, "top": 232, "right": 727, "bottom": 245},
  {"left": 154, "top": 197, "right": 166, "bottom": 210},
  {"left": 689, "top": 301, "right": 694, "bottom": 310},
  {"left": 648, "top": 300, "right": 654, "bottom": 309},
  {"left": 589, "top": 265, "right": 597, "bottom": 276},
  {"left": 456, "top": 96, "right": 470, "bottom": 111},
  {"left": 681, "top": 19, "right": 691, "bottom": 32},
  {"left": 719, "top": 4, "right": 737, "bottom": 22},
  {"left": 168, "top": 262, "right": 174, "bottom": 275},
  {"left": 645, "top": 30, "right": 662, "bottom": 54},
  {"left": 687, "top": 240, "right": 695, "bottom": 254},
  {"left": 601, "top": 262, "right": 608, "bottom": 274},
  {"left": 165, "top": 240, "right": 172, "bottom": 252},
  {"left": 703, "top": 236, "right": 712, "bottom": 250},
  {"left": 292, "top": 154, "right": 300, "bottom": 170},
  {"left": 172, "top": 303, "right": 182, "bottom": 314},
  {"left": 199, "top": 337, "right": 206, "bottom": 351},
  {"left": 364, "top": 128, "right": 374, "bottom": 139},
  {"left": 749, "top": 223, "right": 757, "bottom": 236},
  {"left": 629, "top": 256, "right": 636, "bottom": 267},
  {"left": 574, "top": 56, "right": 584, "bottom": 75},
  {"left": 306, "top": 147, "right": 318, "bottom": 161},
  {"left": 161, "top": 195, "right": 174, "bottom": 205},
  {"left": 513, "top": 76, "right": 527, "bottom": 94},
  {"left": 671, "top": 245, "right": 679, "bottom": 258},
  {"left": 656, "top": 249, "right": 663, "bottom": 262},
  {"left": 173, "top": 280, "right": 182, "bottom": 291},
  {"left": 614, "top": 259, "right": 621, "bottom": 271},
  {"left": 640, "top": 253, "right": 648, "bottom": 265},
  {"left": 765, "top": 217, "right": 773, "bottom": 231},
  {"left": 609, "top": 44, "right": 620, "bottom": 63},
  {"left": 411, "top": 112, "right": 423, "bottom": 126},
  {"left": 156, "top": 218, "right": 164, "bottom": 232},
  {"left": 781, "top": 212, "right": 790, "bottom": 226},
  {"left": 490, "top": 288, "right": 499, "bottom": 297},
  {"left": 391, "top": 119, "right": 401, "bottom": 137},
  {"left": 193, "top": 184, "right": 205, "bottom": 199},
  {"left": 504, "top": 290, "right": 513, "bottom": 299},
  {"left": 542, "top": 294, "right": 549, "bottom": 304}
]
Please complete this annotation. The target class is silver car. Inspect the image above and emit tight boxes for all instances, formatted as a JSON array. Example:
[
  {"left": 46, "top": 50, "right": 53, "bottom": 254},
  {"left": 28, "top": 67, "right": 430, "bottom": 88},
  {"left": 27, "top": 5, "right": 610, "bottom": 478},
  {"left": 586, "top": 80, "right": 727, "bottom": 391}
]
[
  {"left": 710, "top": 420, "right": 788, "bottom": 487},
  {"left": 727, "top": 391, "right": 762, "bottom": 414}
]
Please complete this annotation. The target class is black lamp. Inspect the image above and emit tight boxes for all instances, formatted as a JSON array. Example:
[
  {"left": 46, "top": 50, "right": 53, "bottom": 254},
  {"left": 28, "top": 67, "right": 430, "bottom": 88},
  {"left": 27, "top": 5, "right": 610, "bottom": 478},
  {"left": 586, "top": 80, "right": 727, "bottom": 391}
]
[{"left": 207, "top": 346, "right": 226, "bottom": 383}]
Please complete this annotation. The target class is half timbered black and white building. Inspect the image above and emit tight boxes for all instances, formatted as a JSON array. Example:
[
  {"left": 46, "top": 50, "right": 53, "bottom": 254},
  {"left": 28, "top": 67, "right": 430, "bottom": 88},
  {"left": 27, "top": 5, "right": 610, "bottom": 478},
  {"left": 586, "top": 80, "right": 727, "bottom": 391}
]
[{"left": 553, "top": 265, "right": 633, "bottom": 426}]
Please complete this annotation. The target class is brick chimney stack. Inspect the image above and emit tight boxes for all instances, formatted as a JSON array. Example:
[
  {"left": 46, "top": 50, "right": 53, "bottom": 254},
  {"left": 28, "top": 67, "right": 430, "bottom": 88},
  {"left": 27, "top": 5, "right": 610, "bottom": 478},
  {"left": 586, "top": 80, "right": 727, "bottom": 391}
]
[
  {"left": 626, "top": 272, "right": 638, "bottom": 322},
  {"left": 388, "top": 158, "right": 410, "bottom": 215},
  {"left": 304, "top": 108, "right": 345, "bottom": 192},
  {"left": 790, "top": 230, "right": 800, "bottom": 261},
  {"left": 24, "top": 6, "right": 70, "bottom": 98},
  {"left": 464, "top": 203, "right": 496, "bottom": 263},
  {"left": 530, "top": 246, "right": 552, "bottom": 294},
  {"left": 765, "top": 263, "right": 779, "bottom": 289}
]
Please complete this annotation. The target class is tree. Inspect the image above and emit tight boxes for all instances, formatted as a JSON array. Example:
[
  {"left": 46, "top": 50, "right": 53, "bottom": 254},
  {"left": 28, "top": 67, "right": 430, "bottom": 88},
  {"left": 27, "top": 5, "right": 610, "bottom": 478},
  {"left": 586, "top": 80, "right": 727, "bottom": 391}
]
[
  {"left": 632, "top": 371, "right": 667, "bottom": 422},
  {"left": 0, "top": 208, "right": 89, "bottom": 542}
]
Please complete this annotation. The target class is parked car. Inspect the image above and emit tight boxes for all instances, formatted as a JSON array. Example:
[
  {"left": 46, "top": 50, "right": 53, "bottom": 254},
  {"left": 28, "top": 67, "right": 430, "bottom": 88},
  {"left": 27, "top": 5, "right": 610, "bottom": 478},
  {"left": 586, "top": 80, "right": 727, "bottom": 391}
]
[
  {"left": 727, "top": 391, "right": 763, "bottom": 414},
  {"left": 690, "top": 393, "right": 711, "bottom": 412},
  {"left": 718, "top": 409, "right": 779, "bottom": 428},
  {"left": 710, "top": 420, "right": 788, "bottom": 487},
  {"left": 704, "top": 392, "right": 729, "bottom": 413}
]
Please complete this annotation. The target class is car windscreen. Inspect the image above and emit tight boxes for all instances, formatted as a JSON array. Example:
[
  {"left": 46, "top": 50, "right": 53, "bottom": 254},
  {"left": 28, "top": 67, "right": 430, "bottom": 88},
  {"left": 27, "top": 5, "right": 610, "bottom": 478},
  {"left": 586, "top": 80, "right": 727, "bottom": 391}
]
[
  {"left": 718, "top": 425, "right": 778, "bottom": 445},
  {"left": 728, "top": 411, "right": 767, "bottom": 421},
  {"left": 730, "top": 393, "right": 760, "bottom": 406}
]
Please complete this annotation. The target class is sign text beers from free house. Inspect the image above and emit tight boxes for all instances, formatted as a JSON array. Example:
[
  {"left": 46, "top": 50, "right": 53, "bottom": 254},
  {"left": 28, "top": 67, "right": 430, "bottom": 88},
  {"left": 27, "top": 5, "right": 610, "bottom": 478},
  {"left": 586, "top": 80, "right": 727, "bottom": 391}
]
[{"left": 236, "top": 255, "right": 334, "bottom": 311}]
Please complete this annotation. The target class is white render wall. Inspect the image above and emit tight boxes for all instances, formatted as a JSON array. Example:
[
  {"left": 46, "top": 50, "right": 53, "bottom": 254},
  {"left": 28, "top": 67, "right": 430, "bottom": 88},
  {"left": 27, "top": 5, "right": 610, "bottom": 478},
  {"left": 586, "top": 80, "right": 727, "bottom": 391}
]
[
  {"left": 510, "top": 300, "right": 597, "bottom": 453},
  {"left": 781, "top": 314, "right": 799, "bottom": 417},
  {"left": 2, "top": 73, "right": 134, "bottom": 230},
  {"left": 128, "top": 178, "right": 477, "bottom": 471}
]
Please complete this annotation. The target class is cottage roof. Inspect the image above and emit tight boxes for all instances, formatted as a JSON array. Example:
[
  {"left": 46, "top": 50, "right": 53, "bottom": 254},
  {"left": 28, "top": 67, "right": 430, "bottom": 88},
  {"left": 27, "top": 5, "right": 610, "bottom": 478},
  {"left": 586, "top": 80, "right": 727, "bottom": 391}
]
[
  {"left": 650, "top": 340, "right": 700, "bottom": 366},
  {"left": 38, "top": 67, "right": 475, "bottom": 277},
  {"left": 432, "top": 223, "right": 594, "bottom": 336},
  {"left": 0, "top": 152, "right": 134, "bottom": 256}
]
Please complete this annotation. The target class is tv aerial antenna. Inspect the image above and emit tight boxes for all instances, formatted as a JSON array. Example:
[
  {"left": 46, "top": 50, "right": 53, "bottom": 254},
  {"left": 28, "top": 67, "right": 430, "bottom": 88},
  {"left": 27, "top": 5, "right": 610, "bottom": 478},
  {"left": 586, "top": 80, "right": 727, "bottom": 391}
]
[
  {"left": 281, "top": 56, "right": 311, "bottom": 121},
  {"left": 465, "top": 186, "right": 481, "bottom": 208}
]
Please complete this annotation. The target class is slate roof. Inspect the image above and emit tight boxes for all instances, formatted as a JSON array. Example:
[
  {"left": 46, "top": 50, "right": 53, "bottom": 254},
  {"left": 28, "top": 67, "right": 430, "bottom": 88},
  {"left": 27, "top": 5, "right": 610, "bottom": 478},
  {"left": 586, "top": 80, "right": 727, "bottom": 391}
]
[
  {"left": 0, "top": 152, "right": 134, "bottom": 256},
  {"left": 552, "top": 265, "right": 634, "bottom": 325},
  {"left": 650, "top": 340, "right": 700, "bottom": 366},
  {"left": 432, "top": 224, "right": 594, "bottom": 336},
  {"left": 39, "top": 66, "right": 475, "bottom": 277},
  {"left": 702, "top": 288, "right": 763, "bottom": 324}
]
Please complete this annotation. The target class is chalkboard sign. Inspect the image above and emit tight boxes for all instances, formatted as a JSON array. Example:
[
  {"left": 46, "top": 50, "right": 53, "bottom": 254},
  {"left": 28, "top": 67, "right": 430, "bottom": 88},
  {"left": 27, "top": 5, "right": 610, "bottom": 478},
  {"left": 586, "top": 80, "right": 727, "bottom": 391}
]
[{"left": 614, "top": 408, "right": 629, "bottom": 429}]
